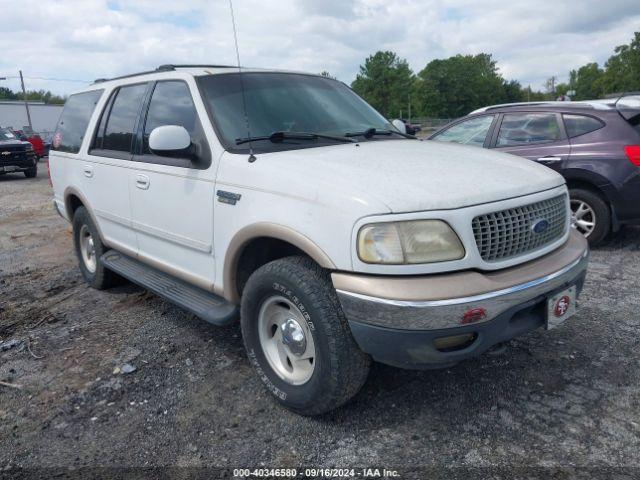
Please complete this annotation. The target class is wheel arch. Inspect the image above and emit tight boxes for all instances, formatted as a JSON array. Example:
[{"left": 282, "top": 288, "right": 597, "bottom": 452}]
[
  {"left": 63, "top": 187, "right": 107, "bottom": 243},
  {"left": 563, "top": 170, "right": 619, "bottom": 231},
  {"left": 565, "top": 178, "right": 608, "bottom": 199},
  {"left": 563, "top": 169, "right": 614, "bottom": 203},
  {"left": 223, "top": 223, "right": 336, "bottom": 304}
]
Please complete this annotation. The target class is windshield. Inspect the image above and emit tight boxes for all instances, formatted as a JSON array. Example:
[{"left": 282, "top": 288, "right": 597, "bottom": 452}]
[
  {"left": 0, "top": 128, "right": 16, "bottom": 140},
  {"left": 198, "top": 72, "right": 395, "bottom": 152}
]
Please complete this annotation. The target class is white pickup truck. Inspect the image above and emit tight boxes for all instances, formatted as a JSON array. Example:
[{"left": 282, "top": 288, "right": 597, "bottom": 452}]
[{"left": 49, "top": 65, "right": 589, "bottom": 415}]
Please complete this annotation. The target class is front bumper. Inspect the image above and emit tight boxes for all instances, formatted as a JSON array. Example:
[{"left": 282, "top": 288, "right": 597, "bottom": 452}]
[
  {"left": 0, "top": 151, "right": 37, "bottom": 172},
  {"left": 334, "top": 231, "right": 589, "bottom": 369}
]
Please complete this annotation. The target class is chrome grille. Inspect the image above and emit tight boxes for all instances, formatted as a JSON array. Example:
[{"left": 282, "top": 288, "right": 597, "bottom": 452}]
[
  {"left": 472, "top": 194, "right": 567, "bottom": 262},
  {"left": 0, "top": 151, "right": 28, "bottom": 167}
]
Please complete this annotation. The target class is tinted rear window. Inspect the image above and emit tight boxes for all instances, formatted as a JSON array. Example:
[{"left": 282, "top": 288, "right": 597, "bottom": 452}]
[
  {"left": 92, "top": 90, "right": 115, "bottom": 150},
  {"left": 102, "top": 83, "right": 148, "bottom": 152},
  {"left": 563, "top": 114, "right": 604, "bottom": 138},
  {"left": 52, "top": 90, "right": 103, "bottom": 153}
]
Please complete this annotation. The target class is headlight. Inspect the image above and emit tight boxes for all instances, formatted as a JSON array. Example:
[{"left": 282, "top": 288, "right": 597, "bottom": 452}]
[
  {"left": 357, "top": 220, "right": 465, "bottom": 264},
  {"left": 25, "top": 143, "right": 33, "bottom": 150}
]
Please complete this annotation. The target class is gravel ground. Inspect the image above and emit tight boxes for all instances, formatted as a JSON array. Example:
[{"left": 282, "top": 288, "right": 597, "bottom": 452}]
[{"left": 1, "top": 165, "right": 639, "bottom": 478}]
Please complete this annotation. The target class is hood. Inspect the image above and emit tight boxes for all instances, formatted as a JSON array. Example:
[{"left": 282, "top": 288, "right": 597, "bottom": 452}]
[
  {"left": 0, "top": 139, "right": 29, "bottom": 149},
  {"left": 222, "top": 139, "right": 565, "bottom": 214}
]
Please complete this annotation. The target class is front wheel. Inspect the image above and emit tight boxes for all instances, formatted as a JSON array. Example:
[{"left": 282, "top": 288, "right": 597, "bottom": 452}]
[
  {"left": 240, "top": 256, "right": 370, "bottom": 415},
  {"left": 24, "top": 165, "right": 37, "bottom": 178},
  {"left": 569, "top": 188, "right": 610, "bottom": 246}
]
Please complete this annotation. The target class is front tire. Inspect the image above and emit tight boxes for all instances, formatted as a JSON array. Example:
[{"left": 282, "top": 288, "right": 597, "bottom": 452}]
[
  {"left": 72, "top": 206, "right": 120, "bottom": 289},
  {"left": 24, "top": 165, "right": 37, "bottom": 178},
  {"left": 569, "top": 188, "right": 610, "bottom": 246},
  {"left": 241, "top": 256, "right": 370, "bottom": 415}
]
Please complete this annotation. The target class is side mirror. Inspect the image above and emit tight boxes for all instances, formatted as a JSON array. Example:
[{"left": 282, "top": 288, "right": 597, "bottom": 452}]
[
  {"left": 149, "top": 125, "right": 191, "bottom": 156},
  {"left": 391, "top": 119, "right": 407, "bottom": 134}
]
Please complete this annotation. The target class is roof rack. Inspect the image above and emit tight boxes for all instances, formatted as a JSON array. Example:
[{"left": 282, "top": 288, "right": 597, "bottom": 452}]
[
  {"left": 157, "top": 64, "right": 237, "bottom": 70},
  {"left": 469, "top": 101, "right": 615, "bottom": 115},
  {"left": 93, "top": 64, "right": 236, "bottom": 84},
  {"left": 93, "top": 68, "right": 163, "bottom": 84}
]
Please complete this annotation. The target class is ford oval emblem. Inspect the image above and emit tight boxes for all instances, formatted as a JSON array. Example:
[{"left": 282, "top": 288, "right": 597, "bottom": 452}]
[{"left": 532, "top": 219, "right": 550, "bottom": 234}]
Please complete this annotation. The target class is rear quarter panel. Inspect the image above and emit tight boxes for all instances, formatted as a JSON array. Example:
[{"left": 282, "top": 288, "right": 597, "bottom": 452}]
[{"left": 567, "top": 113, "right": 640, "bottom": 221}]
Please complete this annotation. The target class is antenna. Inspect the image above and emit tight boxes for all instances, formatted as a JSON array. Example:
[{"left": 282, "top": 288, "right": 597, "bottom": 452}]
[{"left": 228, "top": 0, "right": 256, "bottom": 162}]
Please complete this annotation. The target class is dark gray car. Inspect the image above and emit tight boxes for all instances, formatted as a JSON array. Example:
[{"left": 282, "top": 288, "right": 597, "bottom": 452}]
[{"left": 429, "top": 98, "right": 640, "bottom": 245}]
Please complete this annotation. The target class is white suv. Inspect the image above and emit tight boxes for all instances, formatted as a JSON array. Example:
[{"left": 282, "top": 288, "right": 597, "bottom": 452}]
[{"left": 49, "top": 65, "right": 589, "bottom": 415}]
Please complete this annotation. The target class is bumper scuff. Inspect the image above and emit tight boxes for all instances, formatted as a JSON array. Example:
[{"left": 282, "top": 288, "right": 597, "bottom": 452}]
[{"left": 334, "top": 231, "right": 589, "bottom": 369}]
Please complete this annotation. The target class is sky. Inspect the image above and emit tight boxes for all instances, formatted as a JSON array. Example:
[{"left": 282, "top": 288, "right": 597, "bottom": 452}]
[{"left": 1, "top": 0, "right": 639, "bottom": 97}]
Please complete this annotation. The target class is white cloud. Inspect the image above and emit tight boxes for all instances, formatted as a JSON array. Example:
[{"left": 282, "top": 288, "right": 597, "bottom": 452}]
[{"left": 0, "top": 0, "right": 638, "bottom": 96}]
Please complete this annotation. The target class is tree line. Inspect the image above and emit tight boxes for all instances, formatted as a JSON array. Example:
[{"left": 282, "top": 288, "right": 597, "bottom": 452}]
[
  {"left": 2, "top": 31, "right": 638, "bottom": 115},
  {"left": 349, "top": 31, "right": 640, "bottom": 119},
  {"left": 0, "top": 87, "right": 66, "bottom": 105}
]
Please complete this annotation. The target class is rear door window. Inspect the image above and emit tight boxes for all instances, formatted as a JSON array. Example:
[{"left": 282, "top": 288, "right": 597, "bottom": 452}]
[
  {"left": 94, "top": 83, "right": 147, "bottom": 153},
  {"left": 563, "top": 114, "right": 604, "bottom": 138},
  {"left": 432, "top": 115, "right": 494, "bottom": 147},
  {"left": 496, "top": 113, "right": 561, "bottom": 147},
  {"left": 52, "top": 90, "right": 103, "bottom": 153},
  {"left": 93, "top": 91, "right": 115, "bottom": 150}
]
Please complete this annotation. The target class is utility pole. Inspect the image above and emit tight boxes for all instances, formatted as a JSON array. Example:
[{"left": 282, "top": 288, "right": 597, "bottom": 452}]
[
  {"left": 19, "top": 70, "right": 33, "bottom": 132},
  {"left": 408, "top": 94, "right": 411, "bottom": 123}
]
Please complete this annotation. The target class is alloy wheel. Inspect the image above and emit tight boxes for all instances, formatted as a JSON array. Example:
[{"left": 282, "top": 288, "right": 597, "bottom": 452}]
[{"left": 570, "top": 199, "right": 596, "bottom": 237}]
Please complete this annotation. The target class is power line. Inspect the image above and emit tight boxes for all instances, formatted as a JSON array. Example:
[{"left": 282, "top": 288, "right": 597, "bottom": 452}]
[{"left": 0, "top": 75, "right": 90, "bottom": 83}]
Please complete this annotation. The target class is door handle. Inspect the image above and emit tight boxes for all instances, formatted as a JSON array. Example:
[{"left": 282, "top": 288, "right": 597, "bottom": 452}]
[
  {"left": 537, "top": 156, "right": 563, "bottom": 162},
  {"left": 135, "top": 174, "right": 150, "bottom": 190},
  {"left": 82, "top": 165, "right": 94, "bottom": 178}
]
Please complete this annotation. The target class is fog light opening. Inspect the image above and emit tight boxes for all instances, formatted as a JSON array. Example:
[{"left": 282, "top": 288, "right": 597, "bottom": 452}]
[{"left": 433, "top": 333, "right": 478, "bottom": 352}]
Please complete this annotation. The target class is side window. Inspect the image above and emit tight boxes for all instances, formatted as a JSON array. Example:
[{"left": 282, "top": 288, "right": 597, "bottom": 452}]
[
  {"left": 96, "top": 83, "right": 147, "bottom": 152},
  {"left": 92, "top": 91, "right": 115, "bottom": 150},
  {"left": 143, "top": 81, "right": 198, "bottom": 154},
  {"left": 432, "top": 115, "right": 494, "bottom": 147},
  {"left": 496, "top": 113, "right": 561, "bottom": 147},
  {"left": 563, "top": 114, "right": 604, "bottom": 138},
  {"left": 52, "top": 90, "right": 103, "bottom": 153}
]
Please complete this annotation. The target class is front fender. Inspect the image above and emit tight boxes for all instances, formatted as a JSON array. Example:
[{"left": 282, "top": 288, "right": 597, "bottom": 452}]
[{"left": 222, "top": 223, "right": 336, "bottom": 303}]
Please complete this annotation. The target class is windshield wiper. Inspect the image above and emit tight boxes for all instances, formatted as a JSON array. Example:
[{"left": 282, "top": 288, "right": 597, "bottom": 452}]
[
  {"left": 236, "top": 131, "right": 355, "bottom": 145},
  {"left": 345, "top": 127, "right": 416, "bottom": 139}
]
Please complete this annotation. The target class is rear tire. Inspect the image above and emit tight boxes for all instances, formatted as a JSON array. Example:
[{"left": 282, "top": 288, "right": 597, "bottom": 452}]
[
  {"left": 569, "top": 188, "right": 610, "bottom": 247},
  {"left": 24, "top": 165, "right": 37, "bottom": 178},
  {"left": 240, "top": 256, "right": 370, "bottom": 415},
  {"left": 72, "top": 206, "right": 121, "bottom": 289}
]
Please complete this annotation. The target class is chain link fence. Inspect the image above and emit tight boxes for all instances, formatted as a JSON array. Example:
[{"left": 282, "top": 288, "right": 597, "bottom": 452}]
[{"left": 409, "top": 117, "right": 456, "bottom": 137}]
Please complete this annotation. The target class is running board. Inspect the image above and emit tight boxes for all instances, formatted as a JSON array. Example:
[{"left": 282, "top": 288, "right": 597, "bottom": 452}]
[{"left": 100, "top": 251, "right": 238, "bottom": 326}]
